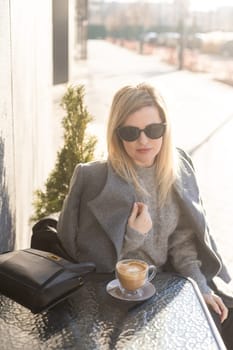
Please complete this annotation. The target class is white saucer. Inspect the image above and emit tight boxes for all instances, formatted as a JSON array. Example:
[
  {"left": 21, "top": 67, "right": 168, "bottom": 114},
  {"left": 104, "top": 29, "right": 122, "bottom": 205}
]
[{"left": 106, "top": 279, "right": 156, "bottom": 301}]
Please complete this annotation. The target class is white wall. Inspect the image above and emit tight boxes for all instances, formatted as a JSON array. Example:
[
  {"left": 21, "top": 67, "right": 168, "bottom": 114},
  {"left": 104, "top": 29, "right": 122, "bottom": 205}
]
[
  {"left": 10, "top": 0, "right": 54, "bottom": 248},
  {"left": 0, "top": 0, "right": 58, "bottom": 250},
  {"left": 0, "top": 0, "right": 15, "bottom": 251}
]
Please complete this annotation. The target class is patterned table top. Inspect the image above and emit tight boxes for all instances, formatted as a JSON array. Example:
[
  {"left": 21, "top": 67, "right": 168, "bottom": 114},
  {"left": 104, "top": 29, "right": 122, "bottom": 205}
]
[{"left": 0, "top": 272, "right": 226, "bottom": 350}]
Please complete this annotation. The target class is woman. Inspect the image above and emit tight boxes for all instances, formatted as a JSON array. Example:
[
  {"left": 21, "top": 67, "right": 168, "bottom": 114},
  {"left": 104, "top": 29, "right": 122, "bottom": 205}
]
[{"left": 57, "top": 83, "right": 233, "bottom": 348}]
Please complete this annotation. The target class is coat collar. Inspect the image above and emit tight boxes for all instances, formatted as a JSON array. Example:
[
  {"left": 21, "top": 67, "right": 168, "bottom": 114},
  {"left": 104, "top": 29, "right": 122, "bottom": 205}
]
[{"left": 88, "top": 163, "right": 136, "bottom": 258}]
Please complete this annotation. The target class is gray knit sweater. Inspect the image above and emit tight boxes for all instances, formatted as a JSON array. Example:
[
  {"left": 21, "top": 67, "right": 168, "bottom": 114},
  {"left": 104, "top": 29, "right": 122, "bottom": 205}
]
[{"left": 120, "top": 164, "right": 211, "bottom": 294}]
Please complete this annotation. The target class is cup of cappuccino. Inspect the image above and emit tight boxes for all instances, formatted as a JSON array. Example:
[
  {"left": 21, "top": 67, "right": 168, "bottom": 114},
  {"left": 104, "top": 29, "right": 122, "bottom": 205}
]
[{"left": 116, "top": 259, "right": 156, "bottom": 296}]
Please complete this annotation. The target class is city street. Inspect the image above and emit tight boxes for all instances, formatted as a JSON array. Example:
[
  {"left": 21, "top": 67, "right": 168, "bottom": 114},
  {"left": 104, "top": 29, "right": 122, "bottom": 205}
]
[{"left": 53, "top": 39, "right": 233, "bottom": 276}]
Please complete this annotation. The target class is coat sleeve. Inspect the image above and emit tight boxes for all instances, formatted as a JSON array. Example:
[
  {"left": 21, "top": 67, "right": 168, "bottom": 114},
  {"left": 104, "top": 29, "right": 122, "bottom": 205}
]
[
  {"left": 57, "top": 164, "right": 84, "bottom": 261},
  {"left": 168, "top": 212, "right": 212, "bottom": 294},
  {"left": 177, "top": 148, "right": 232, "bottom": 283}
]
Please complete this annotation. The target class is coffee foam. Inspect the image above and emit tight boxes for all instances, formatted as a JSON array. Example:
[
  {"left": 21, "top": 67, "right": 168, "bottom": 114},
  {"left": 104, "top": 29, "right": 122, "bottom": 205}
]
[
  {"left": 127, "top": 266, "right": 142, "bottom": 273},
  {"left": 117, "top": 261, "right": 146, "bottom": 274}
]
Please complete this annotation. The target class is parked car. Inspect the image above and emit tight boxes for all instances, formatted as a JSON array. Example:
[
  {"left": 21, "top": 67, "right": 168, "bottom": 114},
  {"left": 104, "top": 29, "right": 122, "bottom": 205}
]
[
  {"left": 141, "top": 32, "right": 158, "bottom": 44},
  {"left": 194, "top": 31, "right": 233, "bottom": 55},
  {"left": 157, "top": 32, "right": 180, "bottom": 48}
]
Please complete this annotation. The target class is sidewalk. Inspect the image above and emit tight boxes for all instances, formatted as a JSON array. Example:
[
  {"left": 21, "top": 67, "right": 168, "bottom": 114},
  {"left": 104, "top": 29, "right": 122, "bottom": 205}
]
[
  {"left": 109, "top": 38, "right": 233, "bottom": 86},
  {"left": 53, "top": 39, "right": 233, "bottom": 276}
]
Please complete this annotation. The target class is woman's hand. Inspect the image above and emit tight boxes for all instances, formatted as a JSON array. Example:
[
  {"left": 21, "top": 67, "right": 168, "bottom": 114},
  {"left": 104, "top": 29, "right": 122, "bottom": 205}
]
[
  {"left": 128, "top": 202, "right": 152, "bottom": 235},
  {"left": 203, "top": 293, "right": 228, "bottom": 323}
]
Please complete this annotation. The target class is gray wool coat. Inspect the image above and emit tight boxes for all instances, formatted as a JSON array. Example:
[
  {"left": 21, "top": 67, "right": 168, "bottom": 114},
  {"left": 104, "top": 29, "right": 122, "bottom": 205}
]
[{"left": 57, "top": 148, "right": 233, "bottom": 306}]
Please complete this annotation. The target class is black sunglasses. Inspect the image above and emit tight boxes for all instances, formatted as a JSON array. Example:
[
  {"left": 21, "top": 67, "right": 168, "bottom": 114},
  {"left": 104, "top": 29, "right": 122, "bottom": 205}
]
[{"left": 117, "top": 123, "right": 166, "bottom": 142}]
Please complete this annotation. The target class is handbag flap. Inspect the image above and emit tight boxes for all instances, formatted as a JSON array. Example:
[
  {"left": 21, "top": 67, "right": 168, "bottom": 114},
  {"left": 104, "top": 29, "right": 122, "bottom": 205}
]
[{"left": 0, "top": 250, "right": 64, "bottom": 288}]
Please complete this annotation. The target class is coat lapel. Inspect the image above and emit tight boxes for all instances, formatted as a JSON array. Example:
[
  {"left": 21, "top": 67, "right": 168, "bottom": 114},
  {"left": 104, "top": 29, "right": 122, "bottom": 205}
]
[
  {"left": 88, "top": 164, "right": 136, "bottom": 258},
  {"left": 174, "top": 158, "right": 211, "bottom": 246}
]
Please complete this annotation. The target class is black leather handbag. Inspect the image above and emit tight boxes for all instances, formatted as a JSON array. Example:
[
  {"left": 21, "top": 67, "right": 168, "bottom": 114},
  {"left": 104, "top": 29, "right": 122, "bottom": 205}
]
[{"left": 0, "top": 248, "right": 96, "bottom": 313}]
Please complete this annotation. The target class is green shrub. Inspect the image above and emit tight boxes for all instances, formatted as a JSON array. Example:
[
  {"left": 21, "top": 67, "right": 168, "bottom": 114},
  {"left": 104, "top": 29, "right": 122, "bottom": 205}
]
[{"left": 32, "top": 85, "right": 97, "bottom": 221}]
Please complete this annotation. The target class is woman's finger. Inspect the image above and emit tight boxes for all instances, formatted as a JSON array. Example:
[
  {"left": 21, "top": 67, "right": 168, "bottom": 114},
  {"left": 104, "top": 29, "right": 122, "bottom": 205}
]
[
  {"left": 203, "top": 293, "right": 228, "bottom": 323},
  {"left": 135, "top": 202, "right": 147, "bottom": 215},
  {"left": 128, "top": 202, "right": 138, "bottom": 222},
  {"left": 214, "top": 295, "right": 228, "bottom": 323}
]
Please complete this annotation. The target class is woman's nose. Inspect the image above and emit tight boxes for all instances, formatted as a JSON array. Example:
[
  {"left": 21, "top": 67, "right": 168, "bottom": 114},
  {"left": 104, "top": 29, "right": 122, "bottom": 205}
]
[{"left": 137, "top": 131, "right": 149, "bottom": 144}]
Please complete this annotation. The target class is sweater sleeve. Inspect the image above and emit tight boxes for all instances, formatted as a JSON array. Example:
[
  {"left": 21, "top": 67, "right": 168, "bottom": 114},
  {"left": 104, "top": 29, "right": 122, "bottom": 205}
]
[
  {"left": 168, "top": 213, "right": 212, "bottom": 294},
  {"left": 120, "top": 226, "right": 148, "bottom": 258}
]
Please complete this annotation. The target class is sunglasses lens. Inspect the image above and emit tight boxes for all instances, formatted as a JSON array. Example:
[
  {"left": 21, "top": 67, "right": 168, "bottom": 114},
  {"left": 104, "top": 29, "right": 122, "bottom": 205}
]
[
  {"left": 145, "top": 124, "right": 166, "bottom": 139},
  {"left": 118, "top": 126, "right": 139, "bottom": 141}
]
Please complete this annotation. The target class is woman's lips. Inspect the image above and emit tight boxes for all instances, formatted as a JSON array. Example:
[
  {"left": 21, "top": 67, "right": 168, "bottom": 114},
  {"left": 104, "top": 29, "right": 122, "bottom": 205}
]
[{"left": 136, "top": 148, "right": 151, "bottom": 153}]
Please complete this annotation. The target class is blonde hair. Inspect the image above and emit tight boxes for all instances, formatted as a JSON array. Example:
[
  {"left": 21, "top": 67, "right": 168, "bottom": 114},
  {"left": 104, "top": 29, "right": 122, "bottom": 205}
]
[{"left": 107, "top": 83, "right": 179, "bottom": 206}]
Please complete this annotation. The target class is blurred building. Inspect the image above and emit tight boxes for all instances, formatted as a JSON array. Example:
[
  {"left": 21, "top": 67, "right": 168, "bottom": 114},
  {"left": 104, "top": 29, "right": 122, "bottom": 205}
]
[
  {"left": 88, "top": 0, "right": 233, "bottom": 36},
  {"left": 212, "top": 6, "right": 233, "bottom": 32},
  {"left": 89, "top": 1, "right": 180, "bottom": 35},
  {"left": 0, "top": 0, "right": 87, "bottom": 251},
  {"left": 191, "top": 7, "right": 233, "bottom": 32}
]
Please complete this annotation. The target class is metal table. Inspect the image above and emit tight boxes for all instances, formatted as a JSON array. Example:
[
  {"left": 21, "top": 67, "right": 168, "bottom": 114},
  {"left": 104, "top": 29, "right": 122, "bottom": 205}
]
[{"left": 0, "top": 272, "right": 226, "bottom": 349}]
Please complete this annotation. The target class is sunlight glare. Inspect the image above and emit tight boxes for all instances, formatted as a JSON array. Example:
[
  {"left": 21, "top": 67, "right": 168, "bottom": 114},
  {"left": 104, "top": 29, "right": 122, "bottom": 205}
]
[{"left": 190, "top": 0, "right": 233, "bottom": 12}]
